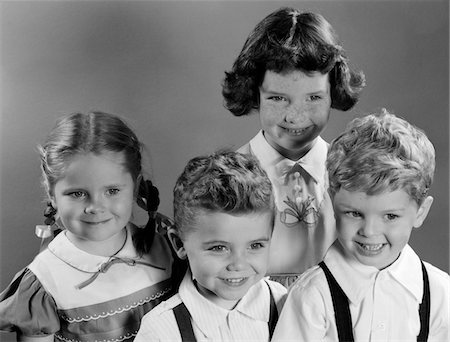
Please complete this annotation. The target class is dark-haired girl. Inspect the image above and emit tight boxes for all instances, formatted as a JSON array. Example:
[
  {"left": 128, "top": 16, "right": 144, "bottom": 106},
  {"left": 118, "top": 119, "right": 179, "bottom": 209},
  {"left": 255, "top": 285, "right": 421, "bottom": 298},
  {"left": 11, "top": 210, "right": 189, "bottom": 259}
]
[{"left": 222, "top": 8, "right": 366, "bottom": 285}]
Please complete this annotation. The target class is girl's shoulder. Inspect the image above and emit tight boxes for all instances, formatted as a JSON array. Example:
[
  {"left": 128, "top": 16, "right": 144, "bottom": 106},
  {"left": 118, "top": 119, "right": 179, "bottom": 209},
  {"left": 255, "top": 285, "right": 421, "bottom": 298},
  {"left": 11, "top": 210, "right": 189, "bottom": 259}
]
[{"left": 0, "top": 267, "right": 59, "bottom": 336}]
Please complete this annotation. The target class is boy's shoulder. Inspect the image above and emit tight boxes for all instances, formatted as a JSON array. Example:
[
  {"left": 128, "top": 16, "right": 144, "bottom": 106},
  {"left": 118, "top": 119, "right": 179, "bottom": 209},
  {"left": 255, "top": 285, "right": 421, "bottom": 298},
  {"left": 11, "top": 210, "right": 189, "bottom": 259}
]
[
  {"left": 423, "top": 261, "right": 450, "bottom": 292},
  {"left": 286, "top": 265, "right": 331, "bottom": 301},
  {"left": 142, "top": 292, "right": 182, "bottom": 321},
  {"left": 291, "top": 264, "right": 328, "bottom": 289},
  {"left": 265, "top": 278, "right": 288, "bottom": 295}
]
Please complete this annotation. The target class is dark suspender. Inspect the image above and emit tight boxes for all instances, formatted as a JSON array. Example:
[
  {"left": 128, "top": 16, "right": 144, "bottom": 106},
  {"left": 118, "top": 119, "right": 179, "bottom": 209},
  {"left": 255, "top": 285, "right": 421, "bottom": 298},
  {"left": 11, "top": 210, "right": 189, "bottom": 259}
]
[
  {"left": 417, "top": 261, "right": 430, "bottom": 342},
  {"left": 173, "top": 303, "right": 197, "bottom": 342},
  {"left": 267, "top": 282, "right": 279, "bottom": 339},
  {"left": 319, "top": 261, "right": 354, "bottom": 342},
  {"left": 319, "top": 260, "right": 431, "bottom": 342},
  {"left": 173, "top": 281, "right": 278, "bottom": 341}
]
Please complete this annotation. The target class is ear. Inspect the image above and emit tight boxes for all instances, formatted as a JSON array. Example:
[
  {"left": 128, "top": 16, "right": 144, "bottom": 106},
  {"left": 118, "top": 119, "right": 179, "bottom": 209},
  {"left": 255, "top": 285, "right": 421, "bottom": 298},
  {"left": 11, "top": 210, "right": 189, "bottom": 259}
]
[
  {"left": 413, "top": 196, "right": 433, "bottom": 229},
  {"left": 167, "top": 227, "right": 187, "bottom": 260}
]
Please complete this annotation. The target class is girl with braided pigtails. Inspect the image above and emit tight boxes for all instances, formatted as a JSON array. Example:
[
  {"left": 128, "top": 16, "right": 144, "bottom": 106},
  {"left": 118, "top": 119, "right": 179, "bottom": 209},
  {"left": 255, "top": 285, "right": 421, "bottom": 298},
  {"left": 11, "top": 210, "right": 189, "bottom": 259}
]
[{"left": 0, "top": 111, "right": 179, "bottom": 342}]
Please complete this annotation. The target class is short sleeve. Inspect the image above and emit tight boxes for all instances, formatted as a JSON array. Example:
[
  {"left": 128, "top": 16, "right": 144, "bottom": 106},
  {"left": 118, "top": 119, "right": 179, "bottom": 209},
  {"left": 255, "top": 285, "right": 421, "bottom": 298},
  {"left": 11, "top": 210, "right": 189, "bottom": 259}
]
[{"left": 0, "top": 268, "right": 60, "bottom": 337}]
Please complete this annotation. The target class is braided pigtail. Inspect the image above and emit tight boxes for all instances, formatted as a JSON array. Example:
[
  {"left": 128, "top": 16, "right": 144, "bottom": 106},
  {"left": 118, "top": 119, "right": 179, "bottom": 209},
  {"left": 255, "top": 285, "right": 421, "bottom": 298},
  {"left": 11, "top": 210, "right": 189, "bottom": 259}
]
[
  {"left": 35, "top": 201, "right": 62, "bottom": 251},
  {"left": 134, "top": 179, "right": 160, "bottom": 256}
]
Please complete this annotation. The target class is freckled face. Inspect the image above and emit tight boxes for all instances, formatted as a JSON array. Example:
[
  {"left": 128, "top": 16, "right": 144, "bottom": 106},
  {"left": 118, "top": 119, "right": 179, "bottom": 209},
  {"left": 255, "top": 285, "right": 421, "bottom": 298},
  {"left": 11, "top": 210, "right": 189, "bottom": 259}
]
[
  {"left": 258, "top": 70, "right": 331, "bottom": 160},
  {"left": 333, "top": 189, "right": 431, "bottom": 269},
  {"left": 180, "top": 212, "right": 273, "bottom": 309}
]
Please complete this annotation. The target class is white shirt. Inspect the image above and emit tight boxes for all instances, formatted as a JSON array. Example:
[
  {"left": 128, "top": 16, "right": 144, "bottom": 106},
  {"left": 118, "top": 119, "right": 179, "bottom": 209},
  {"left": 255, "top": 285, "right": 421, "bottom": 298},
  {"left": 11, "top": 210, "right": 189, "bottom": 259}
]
[
  {"left": 135, "top": 271, "right": 287, "bottom": 341},
  {"left": 272, "top": 241, "right": 450, "bottom": 341},
  {"left": 238, "top": 131, "right": 336, "bottom": 275}
]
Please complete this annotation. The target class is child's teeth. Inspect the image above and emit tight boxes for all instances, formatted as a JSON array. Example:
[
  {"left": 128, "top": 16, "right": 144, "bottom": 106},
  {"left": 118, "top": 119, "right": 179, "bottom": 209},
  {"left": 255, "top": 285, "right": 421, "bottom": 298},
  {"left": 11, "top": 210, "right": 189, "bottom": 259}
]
[
  {"left": 361, "top": 243, "right": 383, "bottom": 251},
  {"left": 226, "top": 278, "right": 244, "bottom": 283}
]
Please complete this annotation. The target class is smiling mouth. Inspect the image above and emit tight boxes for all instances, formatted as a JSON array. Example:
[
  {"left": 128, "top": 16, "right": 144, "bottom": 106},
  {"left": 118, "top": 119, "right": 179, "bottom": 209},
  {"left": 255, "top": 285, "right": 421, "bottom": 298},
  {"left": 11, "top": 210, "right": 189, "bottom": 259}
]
[
  {"left": 281, "top": 127, "right": 309, "bottom": 135},
  {"left": 356, "top": 242, "right": 385, "bottom": 252},
  {"left": 83, "top": 219, "right": 111, "bottom": 225},
  {"left": 221, "top": 277, "right": 248, "bottom": 286}
]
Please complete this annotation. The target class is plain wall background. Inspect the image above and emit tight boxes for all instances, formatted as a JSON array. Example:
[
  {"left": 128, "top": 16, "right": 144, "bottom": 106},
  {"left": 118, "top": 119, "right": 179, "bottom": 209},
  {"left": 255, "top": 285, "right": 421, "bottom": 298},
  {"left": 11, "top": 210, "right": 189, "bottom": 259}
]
[{"left": 0, "top": 1, "right": 448, "bottom": 338}]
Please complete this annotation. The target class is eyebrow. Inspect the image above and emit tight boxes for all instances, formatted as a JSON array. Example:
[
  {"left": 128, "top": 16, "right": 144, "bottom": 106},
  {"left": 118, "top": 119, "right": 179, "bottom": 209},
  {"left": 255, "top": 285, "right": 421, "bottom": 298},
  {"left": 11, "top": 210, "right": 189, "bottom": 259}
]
[
  {"left": 201, "top": 240, "right": 229, "bottom": 247},
  {"left": 337, "top": 204, "right": 407, "bottom": 213},
  {"left": 250, "top": 237, "right": 271, "bottom": 242},
  {"left": 260, "top": 84, "right": 329, "bottom": 95},
  {"left": 202, "top": 236, "right": 271, "bottom": 246}
]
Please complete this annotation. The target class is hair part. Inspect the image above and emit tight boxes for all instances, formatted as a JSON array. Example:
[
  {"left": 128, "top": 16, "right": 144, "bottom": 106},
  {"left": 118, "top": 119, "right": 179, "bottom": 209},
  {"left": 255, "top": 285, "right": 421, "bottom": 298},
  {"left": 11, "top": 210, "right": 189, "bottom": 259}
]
[
  {"left": 39, "top": 111, "right": 159, "bottom": 256},
  {"left": 326, "top": 109, "right": 435, "bottom": 204},
  {"left": 39, "top": 111, "right": 143, "bottom": 197},
  {"left": 173, "top": 151, "right": 274, "bottom": 235},
  {"left": 222, "top": 7, "right": 365, "bottom": 116}
]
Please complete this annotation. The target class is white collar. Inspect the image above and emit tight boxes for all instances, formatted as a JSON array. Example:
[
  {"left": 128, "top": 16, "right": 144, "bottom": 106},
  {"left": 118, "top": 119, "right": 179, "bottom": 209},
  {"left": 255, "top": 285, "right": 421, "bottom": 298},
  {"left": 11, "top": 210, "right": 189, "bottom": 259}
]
[
  {"left": 179, "top": 270, "right": 271, "bottom": 337},
  {"left": 249, "top": 130, "right": 328, "bottom": 184},
  {"left": 324, "top": 241, "right": 424, "bottom": 304},
  {"left": 47, "top": 224, "right": 169, "bottom": 273}
]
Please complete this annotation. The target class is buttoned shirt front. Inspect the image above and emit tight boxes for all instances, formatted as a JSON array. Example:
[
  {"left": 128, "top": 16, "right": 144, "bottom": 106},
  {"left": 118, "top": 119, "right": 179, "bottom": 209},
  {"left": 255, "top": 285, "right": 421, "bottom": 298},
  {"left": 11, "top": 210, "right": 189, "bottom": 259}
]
[
  {"left": 135, "top": 271, "right": 287, "bottom": 341},
  {"left": 238, "top": 131, "right": 336, "bottom": 275},
  {"left": 272, "top": 241, "right": 450, "bottom": 341}
]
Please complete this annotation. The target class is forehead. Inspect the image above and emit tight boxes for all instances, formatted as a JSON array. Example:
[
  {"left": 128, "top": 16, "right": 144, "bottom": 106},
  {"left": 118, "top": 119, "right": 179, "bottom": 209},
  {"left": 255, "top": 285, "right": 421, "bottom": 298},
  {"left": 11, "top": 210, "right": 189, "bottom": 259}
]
[
  {"left": 260, "top": 69, "right": 329, "bottom": 92},
  {"left": 58, "top": 151, "right": 131, "bottom": 185},
  {"left": 185, "top": 211, "right": 273, "bottom": 241},
  {"left": 333, "top": 188, "right": 417, "bottom": 211}
]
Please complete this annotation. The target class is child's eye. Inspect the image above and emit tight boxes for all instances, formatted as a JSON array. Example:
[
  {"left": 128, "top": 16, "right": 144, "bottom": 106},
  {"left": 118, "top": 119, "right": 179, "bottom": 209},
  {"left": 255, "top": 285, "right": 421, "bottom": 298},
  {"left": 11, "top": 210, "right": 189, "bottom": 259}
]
[
  {"left": 308, "top": 95, "right": 322, "bottom": 101},
  {"left": 106, "top": 188, "right": 120, "bottom": 196},
  {"left": 68, "top": 191, "right": 86, "bottom": 199},
  {"left": 268, "top": 96, "right": 287, "bottom": 102},
  {"left": 346, "top": 211, "right": 362, "bottom": 218},
  {"left": 209, "top": 245, "right": 228, "bottom": 252},
  {"left": 385, "top": 213, "right": 399, "bottom": 221},
  {"left": 250, "top": 242, "right": 266, "bottom": 250}
]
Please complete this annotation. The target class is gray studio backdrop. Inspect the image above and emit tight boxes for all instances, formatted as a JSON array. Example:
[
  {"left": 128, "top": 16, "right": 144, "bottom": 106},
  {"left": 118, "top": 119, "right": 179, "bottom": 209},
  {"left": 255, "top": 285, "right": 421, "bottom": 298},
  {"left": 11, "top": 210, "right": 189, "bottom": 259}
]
[{"left": 1, "top": 0, "right": 448, "bottom": 310}]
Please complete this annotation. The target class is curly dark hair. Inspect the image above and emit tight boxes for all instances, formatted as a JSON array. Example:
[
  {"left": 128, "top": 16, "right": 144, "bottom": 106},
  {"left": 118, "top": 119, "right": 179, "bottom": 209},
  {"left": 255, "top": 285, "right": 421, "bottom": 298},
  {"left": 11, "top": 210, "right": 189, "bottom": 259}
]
[
  {"left": 173, "top": 151, "right": 275, "bottom": 234},
  {"left": 222, "top": 8, "right": 366, "bottom": 116}
]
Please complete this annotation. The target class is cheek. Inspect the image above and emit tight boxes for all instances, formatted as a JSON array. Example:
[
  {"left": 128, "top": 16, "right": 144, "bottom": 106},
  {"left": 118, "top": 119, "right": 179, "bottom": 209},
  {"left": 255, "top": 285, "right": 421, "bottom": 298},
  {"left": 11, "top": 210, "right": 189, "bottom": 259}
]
[
  {"left": 112, "top": 196, "right": 134, "bottom": 215},
  {"left": 336, "top": 216, "right": 355, "bottom": 234},
  {"left": 310, "top": 105, "right": 331, "bottom": 125},
  {"left": 190, "top": 255, "right": 221, "bottom": 278},
  {"left": 387, "top": 226, "right": 413, "bottom": 245},
  {"left": 251, "top": 251, "right": 271, "bottom": 271},
  {"left": 259, "top": 105, "right": 281, "bottom": 125}
]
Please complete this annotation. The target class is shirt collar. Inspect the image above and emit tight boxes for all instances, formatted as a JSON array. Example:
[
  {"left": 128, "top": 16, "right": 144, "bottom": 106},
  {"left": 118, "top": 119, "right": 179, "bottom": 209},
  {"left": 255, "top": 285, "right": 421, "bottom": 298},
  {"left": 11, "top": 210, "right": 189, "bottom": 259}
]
[
  {"left": 385, "top": 244, "right": 423, "bottom": 302},
  {"left": 249, "top": 130, "right": 328, "bottom": 184},
  {"left": 325, "top": 242, "right": 424, "bottom": 304},
  {"left": 179, "top": 271, "right": 270, "bottom": 338},
  {"left": 48, "top": 224, "right": 140, "bottom": 272}
]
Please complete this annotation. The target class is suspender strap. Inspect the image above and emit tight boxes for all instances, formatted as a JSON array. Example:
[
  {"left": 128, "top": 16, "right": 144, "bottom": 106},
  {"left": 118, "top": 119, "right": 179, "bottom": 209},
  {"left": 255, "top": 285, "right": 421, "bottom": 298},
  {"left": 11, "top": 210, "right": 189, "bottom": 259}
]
[
  {"left": 417, "top": 261, "right": 430, "bottom": 342},
  {"left": 173, "top": 282, "right": 279, "bottom": 342},
  {"left": 320, "top": 260, "right": 431, "bottom": 342},
  {"left": 267, "top": 281, "right": 279, "bottom": 340},
  {"left": 319, "top": 261, "right": 354, "bottom": 342},
  {"left": 173, "top": 303, "right": 197, "bottom": 342}
]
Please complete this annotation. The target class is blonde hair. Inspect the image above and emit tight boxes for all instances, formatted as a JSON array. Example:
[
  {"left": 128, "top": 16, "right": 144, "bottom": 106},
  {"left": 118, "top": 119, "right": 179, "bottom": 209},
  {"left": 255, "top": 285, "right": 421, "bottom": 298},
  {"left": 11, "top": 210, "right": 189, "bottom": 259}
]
[{"left": 327, "top": 109, "right": 435, "bottom": 204}]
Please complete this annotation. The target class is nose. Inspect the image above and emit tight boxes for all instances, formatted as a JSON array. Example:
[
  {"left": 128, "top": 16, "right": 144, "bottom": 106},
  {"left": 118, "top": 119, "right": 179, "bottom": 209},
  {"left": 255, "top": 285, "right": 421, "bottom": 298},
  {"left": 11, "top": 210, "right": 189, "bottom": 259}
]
[
  {"left": 285, "top": 103, "right": 307, "bottom": 124},
  {"left": 84, "top": 196, "right": 105, "bottom": 214},
  {"left": 226, "top": 250, "right": 247, "bottom": 272},
  {"left": 358, "top": 218, "right": 379, "bottom": 237}
]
